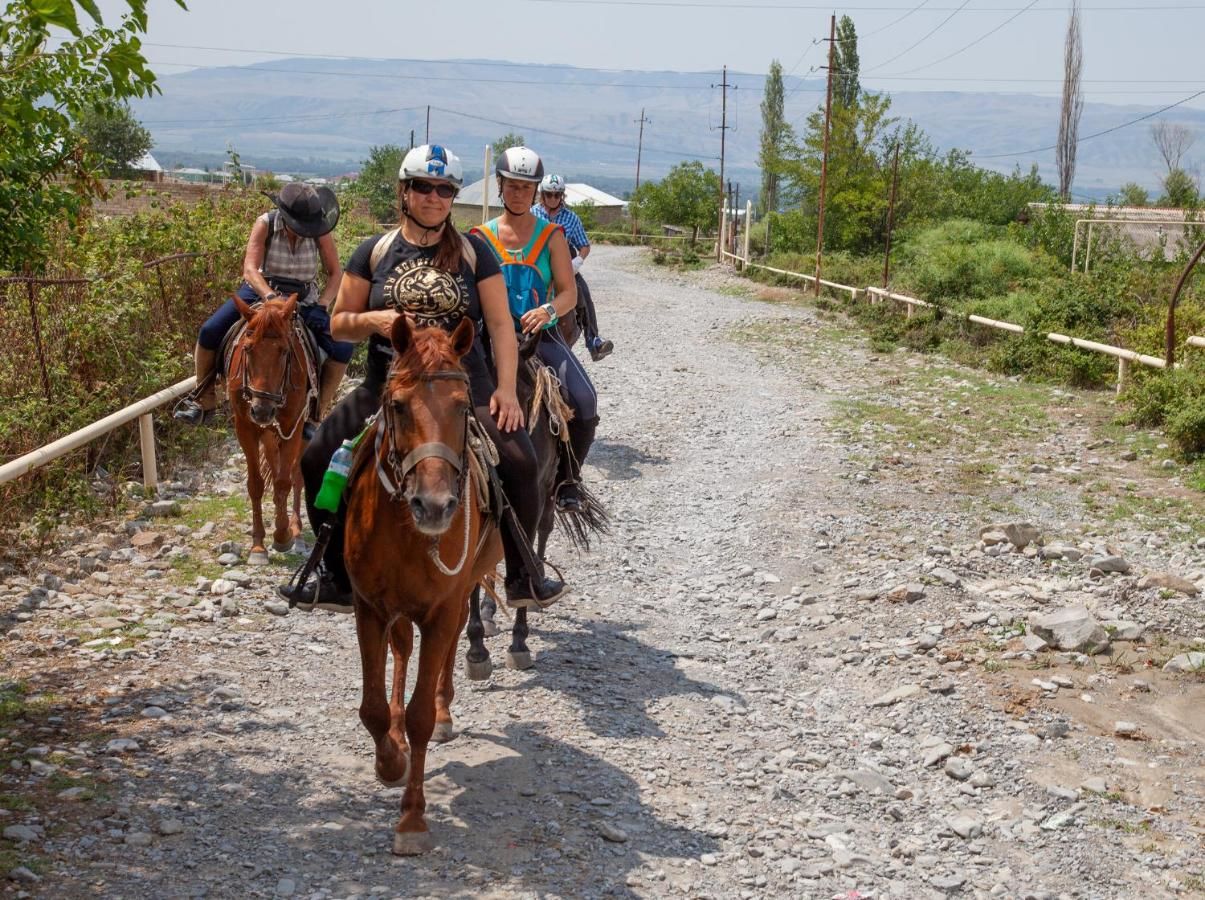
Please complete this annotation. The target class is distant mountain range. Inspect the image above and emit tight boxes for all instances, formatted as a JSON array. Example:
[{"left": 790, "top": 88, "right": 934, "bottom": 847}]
[{"left": 133, "top": 57, "right": 1205, "bottom": 201}]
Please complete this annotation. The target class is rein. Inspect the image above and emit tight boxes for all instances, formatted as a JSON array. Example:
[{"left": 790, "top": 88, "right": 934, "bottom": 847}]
[{"left": 372, "top": 369, "right": 480, "bottom": 577}]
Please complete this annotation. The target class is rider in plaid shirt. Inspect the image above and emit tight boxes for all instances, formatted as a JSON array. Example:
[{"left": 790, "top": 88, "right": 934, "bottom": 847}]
[{"left": 532, "top": 174, "right": 614, "bottom": 361}]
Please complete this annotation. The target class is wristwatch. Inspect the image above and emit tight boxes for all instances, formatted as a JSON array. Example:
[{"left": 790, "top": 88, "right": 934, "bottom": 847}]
[{"left": 263, "top": 291, "right": 280, "bottom": 300}]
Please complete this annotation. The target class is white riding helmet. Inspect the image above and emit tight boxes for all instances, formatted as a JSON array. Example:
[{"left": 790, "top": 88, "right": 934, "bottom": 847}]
[
  {"left": 496, "top": 146, "right": 544, "bottom": 183},
  {"left": 540, "top": 174, "right": 566, "bottom": 194},
  {"left": 399, "top": 144, "right": 464, "bottom": 188}
]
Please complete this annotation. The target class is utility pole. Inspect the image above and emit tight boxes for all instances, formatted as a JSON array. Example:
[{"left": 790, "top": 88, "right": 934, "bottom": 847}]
[
  {"left": 883, "top": 141, "right": 901, "bottom": 288},
  {"left": 633, "top": 108, "right": 650, "bottom": 237},
  {"left": 814, "top": 13, "right": 836, "bottom": 297},
  {"left": 733, "top": 183, "right": 741, "bottom": 254},
  {"left": 726, "top": 180, "right": 733, "bottom": 255},
  {"left": 425, "top": 106, "right": 431, "bottom": 144},
  {"left": 714, "top": 65, "right": 729, "bottom": 261},
  {"left": 409, "top": 129, "right": 415, "bottom": 151}
]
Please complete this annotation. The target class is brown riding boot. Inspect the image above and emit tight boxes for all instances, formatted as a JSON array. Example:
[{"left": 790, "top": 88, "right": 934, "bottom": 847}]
[{"left": 173, "top": 345, "right": 218, "bottom": 425}]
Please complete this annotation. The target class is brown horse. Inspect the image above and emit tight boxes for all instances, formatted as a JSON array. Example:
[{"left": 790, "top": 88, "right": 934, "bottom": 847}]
[
  {"left": 228, "top": 294, "right": 311, "bottom": 565},
  {"left": 343, "top": 315, "right": 502, "bottom": 856}
]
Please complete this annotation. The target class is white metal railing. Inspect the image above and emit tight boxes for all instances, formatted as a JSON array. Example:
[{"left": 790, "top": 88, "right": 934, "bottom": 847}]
[
  {"left": 723, "top": 254, "right": 1204, "bottom": 394},
  {"left": 0, "top": 377, "right": 195, "bottom": 490}
]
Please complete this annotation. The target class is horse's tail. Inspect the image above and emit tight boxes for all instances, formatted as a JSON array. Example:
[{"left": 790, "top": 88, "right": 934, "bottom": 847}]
[{"left": 555, "top": 480, "right": 610, "bottom": 552}]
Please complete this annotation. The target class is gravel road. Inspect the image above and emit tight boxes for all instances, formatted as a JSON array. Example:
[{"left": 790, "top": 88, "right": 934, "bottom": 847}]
[{"left": 1, "top": 246, "right": 1202, "bottom": 900}]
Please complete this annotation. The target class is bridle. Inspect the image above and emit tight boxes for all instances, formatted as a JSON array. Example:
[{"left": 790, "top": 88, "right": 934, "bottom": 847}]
[
  {"left": 238, "top": 321, "right": 310, "bottom": 441},
  {"left": 374, "top": 369, "right": 477, "bottom": 576}
]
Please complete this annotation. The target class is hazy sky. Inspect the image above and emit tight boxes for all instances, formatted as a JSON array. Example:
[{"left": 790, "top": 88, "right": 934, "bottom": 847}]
[{"left": 95, "top": 0, "right": 1205, "bottom": 112}]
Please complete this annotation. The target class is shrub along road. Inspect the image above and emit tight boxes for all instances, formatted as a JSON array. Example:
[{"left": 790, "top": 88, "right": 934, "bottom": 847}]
[{"left": 0, "top": 247, "right": 1202, "bottom": 898}]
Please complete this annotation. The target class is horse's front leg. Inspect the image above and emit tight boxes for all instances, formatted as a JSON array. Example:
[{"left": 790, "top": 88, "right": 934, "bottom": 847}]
[
  {"left": 235, "top": 428, "right": 268, "bottom": 563},
  {"left": 393, "top": 610, "right": 461, "bottom": 855},
  {"left": 357, "top": 604, "right": 409, "bottom": 788},
  {"left": 465, "top": 586, "right": 493, "bottom": 681},
  {"left": 289, "top": 456, "right": 305, "bottom": 549},
  {"left": 268, "top": 435, "right": 297, "bottom": 553},
  {"left": 386, "top": 615, "right": 414, "bottom": 771}
]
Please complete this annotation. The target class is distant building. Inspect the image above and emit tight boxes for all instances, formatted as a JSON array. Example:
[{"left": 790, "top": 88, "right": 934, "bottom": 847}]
[
  {"left": 132, "top": 151, "right": 164, "bottom": 182},
  {"left": 454, "top": 179, "right": 627, "bottom": 226}
]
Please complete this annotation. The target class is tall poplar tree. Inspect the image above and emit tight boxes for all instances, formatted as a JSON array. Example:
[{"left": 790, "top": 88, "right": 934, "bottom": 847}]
[
  {"left": 758, "top": 59, "right": 787, "bottom": 214},
  {"left": 834, "top": 15, "right": 861, "bottom": 111}
]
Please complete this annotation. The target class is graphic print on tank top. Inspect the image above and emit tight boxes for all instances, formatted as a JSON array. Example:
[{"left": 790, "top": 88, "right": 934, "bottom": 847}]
[{"left": 381, "top": 259, "right": 470, "bottom": 329}]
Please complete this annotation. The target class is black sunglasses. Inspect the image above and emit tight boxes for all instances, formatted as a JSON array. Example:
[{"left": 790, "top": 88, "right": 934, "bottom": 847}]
[{"left": 409, "top": 181, "right": 457, "bottom": 199}]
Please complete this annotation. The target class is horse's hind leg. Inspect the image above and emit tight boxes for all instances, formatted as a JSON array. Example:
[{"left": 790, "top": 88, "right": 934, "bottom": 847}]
[
  {"left": 479, "top": 574, "right": 501, "bottom": 637},
  {"left": 356, "top": 605, "right": 409, "bottom": 788},
  {"left": 432, "top": 595, "right": 470, "bottom": 743},
  {"left": 507, "top": 608, "right": 533, "bottom": 671},
  {"left": 465, "top": 586, "right": 493, "bottom": 682},
  {"left": 289, "top": 457, "right": 305, "bottom": 551},
  {"left": 236, "top": 430, "right": 269, "bottom": 564}
]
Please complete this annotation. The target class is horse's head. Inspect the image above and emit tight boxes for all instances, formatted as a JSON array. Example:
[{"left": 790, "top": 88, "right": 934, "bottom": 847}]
[
  {"left": 233, "top": 294, "right": 299, "bottom": 427},
  {"left": 384, "top": 315, "right": 475, "bottom": 535}
]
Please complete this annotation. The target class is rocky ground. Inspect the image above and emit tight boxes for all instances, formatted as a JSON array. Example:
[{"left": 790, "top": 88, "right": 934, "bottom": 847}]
[{"left": 0, "top": 246, "right": 1202, "bottom": 900}]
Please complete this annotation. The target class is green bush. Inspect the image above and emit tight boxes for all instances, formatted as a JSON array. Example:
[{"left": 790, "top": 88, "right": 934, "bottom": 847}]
[
  {"left": 894, "top": 220, "right": 1047, "bottom": 303},
  {"left": 1167, "top": 395, "right": 1205, "bottom": 457},
  {"left": 1121, "top": 361, "right": 1205, "bottom": 457}
]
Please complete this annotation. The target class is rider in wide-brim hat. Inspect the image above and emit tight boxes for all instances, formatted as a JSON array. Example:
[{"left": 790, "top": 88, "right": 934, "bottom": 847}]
[{"left": 174, "top": 181, "right": 352, "bottom": 434}]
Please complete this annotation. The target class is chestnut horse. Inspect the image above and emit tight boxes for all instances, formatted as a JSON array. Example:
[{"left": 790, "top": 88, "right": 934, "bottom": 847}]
[
  {"left": 228, "top": 295, "right": 311, "bottom": 565},
  {"left": 343, "top": 315, "right": 502, "bottom": 856}
]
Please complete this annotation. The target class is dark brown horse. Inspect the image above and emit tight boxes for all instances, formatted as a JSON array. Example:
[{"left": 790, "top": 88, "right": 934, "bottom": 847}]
[
  {"left": 343, "top": 315, "right": 502, "bottom": 856},
  {"left": 469, "top": 332, "right": 607, "bottom": 670},
  {"left": 228, "top": 295, "right": 311, "bottom": 565}
]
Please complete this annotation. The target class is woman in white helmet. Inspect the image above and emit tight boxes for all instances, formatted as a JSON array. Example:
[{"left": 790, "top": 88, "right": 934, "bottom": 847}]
[
  {"left": 471, "top": 146, "right": 600, "bottom": 517},
  {"left": 280, "top": 144, "right": 567, "bottom": 613}
]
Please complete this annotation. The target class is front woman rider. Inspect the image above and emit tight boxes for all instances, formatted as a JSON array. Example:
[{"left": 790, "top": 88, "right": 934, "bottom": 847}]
[
  {"left": 281, "top": 144, "right": 568, "bottom": 613},
  {"left": 475, "top": 146, "right": 599, "bottom": 513}
]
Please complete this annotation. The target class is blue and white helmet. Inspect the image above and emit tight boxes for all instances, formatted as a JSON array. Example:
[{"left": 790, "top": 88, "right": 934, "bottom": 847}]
[
  {"left": 399, "top": 144, "right": 464, "bottom": 188},
  {"left": 540, "top": 174, "right": 566, "bottom": 194},
  {"left": 496, "top": 146, "right": 544, "bottom": 183}
]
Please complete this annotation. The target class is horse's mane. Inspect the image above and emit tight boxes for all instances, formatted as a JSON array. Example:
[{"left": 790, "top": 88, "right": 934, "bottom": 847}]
[
  {"left": 247, "top": 299, "right": 292, "bottom": 339},
  {"left": 388, "top": 326, "right": 465, "bottom": 393}
]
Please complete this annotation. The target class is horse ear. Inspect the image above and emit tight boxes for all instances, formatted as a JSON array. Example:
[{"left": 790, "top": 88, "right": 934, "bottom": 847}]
[
  {"left": 233, "top": 295, "right": 255, "bottom": 321},
  {"left": 281, "top": 295, "right": 299, "bottom": 319},
  {"left": 390, "top": 313, "right": 413, "bottom": 355},
  {"left": 450, "top": 317, "right": 475, "bottom": 359}
]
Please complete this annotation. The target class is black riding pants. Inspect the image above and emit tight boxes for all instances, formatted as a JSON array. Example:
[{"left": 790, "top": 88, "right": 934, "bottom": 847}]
[
  {"left": 574, "top": 273, "right": 601, "bottom": 343},
  {"left": 301, "top": 359, "right": 541, "bottom": 590}
]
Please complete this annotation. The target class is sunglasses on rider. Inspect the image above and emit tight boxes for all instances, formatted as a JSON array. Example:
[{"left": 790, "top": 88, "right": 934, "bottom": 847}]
[{"left": 409, "top": 181, "right": 457, "bottom": 199}]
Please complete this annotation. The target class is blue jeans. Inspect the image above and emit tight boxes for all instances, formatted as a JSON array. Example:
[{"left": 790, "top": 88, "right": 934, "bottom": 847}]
[{"left": 197, "top": 283, "right": 355, "bottom": 364}]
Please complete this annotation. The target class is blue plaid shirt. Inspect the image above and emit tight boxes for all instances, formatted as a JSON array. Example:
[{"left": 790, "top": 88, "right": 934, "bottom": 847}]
[{"left": 532, "top": 204, "right": 590, "bottom": 253}]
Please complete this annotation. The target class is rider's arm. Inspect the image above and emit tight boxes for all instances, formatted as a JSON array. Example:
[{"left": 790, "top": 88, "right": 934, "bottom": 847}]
[
  {"left": 577, "top": 244, "right": 591, "bottom": 261},
  {"left": 316, "top": 233, "right": 342, "bottom": 309},
  {"left": 478, "top": 273, "right": 517, "bottom": 394},
  {"left": 330, "top": 274, "right": 397, "bottom": 340},
  {"left": 547, "top": 231, "right": 577, "bottom": 319},
  {"left": 242, "top": 216, "right": 275, "bottom": 299}
]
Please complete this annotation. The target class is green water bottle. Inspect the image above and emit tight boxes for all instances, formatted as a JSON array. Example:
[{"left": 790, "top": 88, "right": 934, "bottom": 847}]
[{"left": 314, "top": 439, "right": 355, "bottom": 512}]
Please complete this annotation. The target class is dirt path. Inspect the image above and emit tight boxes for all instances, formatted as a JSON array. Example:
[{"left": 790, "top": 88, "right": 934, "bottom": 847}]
[{"left": 1, "top": 246, "right": 1202, "bottom": 900}]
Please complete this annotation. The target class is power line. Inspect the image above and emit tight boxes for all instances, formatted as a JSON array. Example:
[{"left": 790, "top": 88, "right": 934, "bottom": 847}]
[
  {"left": 864, "top": 0, "right": 971, "bottom": 74},
  {"left": 525, "top": 0, "right": 1205, "bottom": 9},
  {"left": 431, "top": 105, "right": 721, "bottom": 161},
  {"left": 975, "top": 88, "right": 1205, "bottom": 158},
  {"left": 143, "top": 42, "right": 724, "bottom": 76},
  {"left": 143, "top": 59, "right": 719, "bottom": 91},
  {"left": 885, "top": 0, "right": 1041, "bottom": 75}
]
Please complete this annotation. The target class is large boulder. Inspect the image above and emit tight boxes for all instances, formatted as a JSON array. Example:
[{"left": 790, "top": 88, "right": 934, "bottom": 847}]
[{"left": 1029, "top": 606, "right": 1110, "bottom": 654}]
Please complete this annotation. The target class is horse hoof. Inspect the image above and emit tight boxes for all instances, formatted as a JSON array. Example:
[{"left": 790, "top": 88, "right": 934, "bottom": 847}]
[
  {"left": 247, "top": 551, "right": 271, "bottom": 566},
  {"left": 506, "top": 651, "right": 533, "bottom": 671},
  {"left": 375, "top": 752, "right": 410, "bottom": 787},
  {"left": 270, "top": 540, "right": 293, "bottom": 553},
  {"left": 482, "top": 620, "right": 501, "bottom": 638},
  {"left": 291, "top": 538, "right": 309, "bottom": 555},
  {"left": 465, "top": 657, "right": 493, "bottom": 681},
  {"left": 431, "top": 722, "right": 457, "bottom": 744},
  {"left": 391, "top": 829, "right": 434, "bottom": 856}
]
